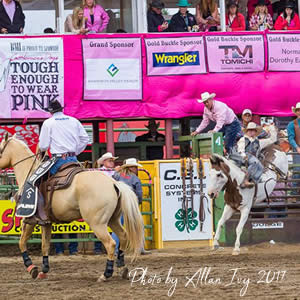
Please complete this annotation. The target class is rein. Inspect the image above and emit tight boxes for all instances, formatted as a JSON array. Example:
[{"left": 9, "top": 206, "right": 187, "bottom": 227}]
[{"left": 12, "top": 154, "right": 39, "bottom": 168}]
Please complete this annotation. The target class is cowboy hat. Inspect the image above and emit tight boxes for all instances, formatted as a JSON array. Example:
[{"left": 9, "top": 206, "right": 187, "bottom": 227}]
[
  {"left": 292, "top": 102, "right": 300, "bottom": 114},
  {"left": 243, "top": 122, "right": 263, "bottom": 136},
  {"left": 150, "top": 0, "right": 165, "bottom": 9},
  {"left": 197, "top": 92, "right": 216, "bottom": 103},
  {"left": 285, "top": 0, "right": 296, "bottom": 8},
  {"left": 145, "top": 119, "right": 160, "bottom": 129},
  {"left": 242, "top": 109, "right": 252, "bottom": 115},
  {"left": 254, "top": 0, "right": 268, "bottom": 6},
  {"left": 176, "top": 0, "right": 191, "bottom": 7},
  {"left": 121, "top": 158, "right": 143, "bottom": 168},
  {"left": 227, "top": 0, "right": 238, "bottom": 8},
  {"left": 45, "top": 100, "right": 63, "bottom": 113},
  {"left": 97, "top": 152, "right": 118, "bottom": 166}
]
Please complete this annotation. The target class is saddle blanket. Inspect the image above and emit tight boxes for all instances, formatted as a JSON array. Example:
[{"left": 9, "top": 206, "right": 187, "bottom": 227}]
[{"left": 16, "top": 157, "right": 58, "bottom": 218}]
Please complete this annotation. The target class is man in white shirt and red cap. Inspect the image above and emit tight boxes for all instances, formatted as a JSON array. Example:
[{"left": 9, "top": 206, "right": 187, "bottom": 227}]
[{"left": 191, "top": 92, "right": 242, "bottom": 154}]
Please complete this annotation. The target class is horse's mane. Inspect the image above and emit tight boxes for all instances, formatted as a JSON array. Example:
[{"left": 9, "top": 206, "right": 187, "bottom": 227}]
[
  {"left": 213, "top": 154, "right": 244, "bottom": 175},
  {"left": 10, "top": 135, "right": 34, "bottom": 156}
]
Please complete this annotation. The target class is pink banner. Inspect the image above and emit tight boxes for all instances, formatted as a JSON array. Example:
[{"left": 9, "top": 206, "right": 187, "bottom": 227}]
[
  {"left": 205, "top": 34, "right": 265, "bottom": 73},
  {"left": 82, "top": 38, "right": 142, "bottom": 100},
  {"left": 1, "top": 32, "right": 300, "bottom": 121},
  {"left": 267, "top": 33, "right": 300, "bottom": 71},
  {"left": 145, "top": 36, "right": 206, "bottom": 76},
  {"left": 0, "top": 37, "right": 64, "bottom": 119}
]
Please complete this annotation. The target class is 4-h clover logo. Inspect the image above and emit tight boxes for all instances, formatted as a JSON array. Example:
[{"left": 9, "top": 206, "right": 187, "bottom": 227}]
[
  {"left": 175, "top": 208, "right": 198, "bottom": 232},
  {"left": 107, "top": 64, "right": 119, "bottom": 77}
]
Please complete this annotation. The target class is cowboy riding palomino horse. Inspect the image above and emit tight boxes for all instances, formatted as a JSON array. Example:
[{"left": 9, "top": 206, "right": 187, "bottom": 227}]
[
  {"left": 207, "top": 125, "right": 288, "bottom": 255},
  {"left": 0, "top": 132, "right": 144, "bottom": 281}
]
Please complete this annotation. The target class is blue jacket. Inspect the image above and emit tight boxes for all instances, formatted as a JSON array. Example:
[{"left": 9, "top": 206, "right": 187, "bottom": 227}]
[
  {"left": 113, "top": 172, "right": 143, "bottom": 204},
  {"left": 287, "top": 119, "right": 300, "bottom": 150}
]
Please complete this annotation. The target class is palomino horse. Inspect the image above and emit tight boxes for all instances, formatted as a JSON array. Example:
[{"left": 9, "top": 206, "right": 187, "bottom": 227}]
[
  {"left": 208, "top": 140, "right": 288, "bottom": 255},
  {"left": 0, "top": 133, "right": 144, "bottom": 281}
]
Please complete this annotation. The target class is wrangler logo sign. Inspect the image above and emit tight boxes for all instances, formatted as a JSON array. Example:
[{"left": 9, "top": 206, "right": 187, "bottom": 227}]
[
  {"left": 145, "top": 37, "right": 206, "bottom": 76},
  {"left": 153, "top": 51, "right": 199, "bottom": 67}
]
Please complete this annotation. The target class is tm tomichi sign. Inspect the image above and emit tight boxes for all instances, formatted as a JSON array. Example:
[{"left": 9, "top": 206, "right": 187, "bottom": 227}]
[{"left": 205, "top": 34, "right": 265, "bottom": 73}]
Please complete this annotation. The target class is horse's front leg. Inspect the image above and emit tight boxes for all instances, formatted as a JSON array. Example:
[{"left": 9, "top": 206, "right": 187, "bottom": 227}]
[
  {"left": 232, "top": 206, "right": 250, "bottom": 256},
  {"left": 213, "top": 204, "right": 234, "bottom": 250},
  {"left": 19, "top": 222, "right": 38, "bottom": 279},
  {"left": 38, "top": 223, "right": 52, "bottom": 279}
]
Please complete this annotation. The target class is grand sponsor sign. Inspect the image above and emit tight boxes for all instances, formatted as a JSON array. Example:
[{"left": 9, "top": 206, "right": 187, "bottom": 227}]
[
  {"left": 0, "top": 38, "right": 64, "bottom": 119},
  {"left": 0, "top": 200, "right": 94, "bottom": 235},
  {"left": 82, "top": 38, "right": 142, "bottom": 100},
  {"left": 205, "top": 34, "right": 265, "bottom": 73},
  {"left": 267, "top": 33, "right": 300, "bottom": 71},
  {"left": 159, "top": 160, "right": 213, "bottom": 241},
  {"left": 145, "top": 36, "right": 206, "bottom": 76}
]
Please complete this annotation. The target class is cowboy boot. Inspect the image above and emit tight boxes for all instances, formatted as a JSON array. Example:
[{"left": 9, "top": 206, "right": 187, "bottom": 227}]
[{"left": 240, "top": 174, "right": 255, "bottom": 189}]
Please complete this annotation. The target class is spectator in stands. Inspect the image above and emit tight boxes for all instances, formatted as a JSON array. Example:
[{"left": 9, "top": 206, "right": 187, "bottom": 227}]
[
  {"left": 54, "top": 234, "right": 78, "bottom": 256},
  {"left": 43, "top": 27, "right": 55, "bottom": 33},
  {"left": 135, "top": 119, "right": 165, "bottom": 160},
  {"left": 65, "top": 7, "right": 88, "bottom": 34},
  {"left": 113, "top": 158, "right": 151, "bottom": 255},
  {"left": 247, "top": 0, "right": 273, "bottom": 20},
  {"left": 82, "top": 0, "right": 109, "bottom": 33},
  {"left": 240, "top": 109, "right": 268, "bottom": 139},
  {"left": 274, "top": 1, "right": 300, "bottom": 30},
  {"left": 147, "top": 0, "right": 169, "bottom": 32},
  {"left": 196, "top": 0, "right": 220, "bottom": 31},
  {"left": 287, "top": 102, "right": 300, "bottom": 202},
  {"left": 272, "top": 0, "right": 297, "bottom": 20},
  {"left": 249, "top": 0, "right": 273, "bottom": 30},
  {"left": 191, "top": 92, "right": 242, "bottom": 154},
  {"left": 226, "top": 0, "right": 246, "bottom": 31},
  {"left": 169, "top": 0, "right": 198, "bottom": 32},
  {"left": 118, "top": 122, "right": 136, "bottom": 142},
  {"left": 0, "top": 0, "right": 25, "bottom": 34}
]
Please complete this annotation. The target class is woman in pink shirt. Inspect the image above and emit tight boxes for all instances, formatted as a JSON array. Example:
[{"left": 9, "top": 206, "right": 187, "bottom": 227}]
[{"left": 82, "top": 0, "right": 109, "bottom": 33}]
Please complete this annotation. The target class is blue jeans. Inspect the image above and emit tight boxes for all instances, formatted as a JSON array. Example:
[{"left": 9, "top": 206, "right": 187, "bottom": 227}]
[
  {"left": 291, "top": 152, "right": 300, "bottom": 196},
  {"left": 94, "top": 236, "right": 103, "bottom": 253},
  {"left": 50, "top": 156, "right": 77, "bottom": 175},
  {"left": 112, "top": 215, "right": 124, "bottom": 254},
  {"left": 54, "top": 234, "right": 78, "bottom": 254},
  {"left": 219, "top": 119, "right": 242, "bottom": 154}
]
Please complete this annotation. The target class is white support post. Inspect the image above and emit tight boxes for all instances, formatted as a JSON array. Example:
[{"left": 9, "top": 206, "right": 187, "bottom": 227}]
[
  {"left": 136, "top": 0, "right": 148, "bottom": 33},
  {"left": 131, "top": 0, "right": 138, "bottom": 33},
  {"left": 219, "top": 0, "right": 226, "bottom": 32},
  {"left": 56, "top": 0, "right": 64, "bottom": 34}
]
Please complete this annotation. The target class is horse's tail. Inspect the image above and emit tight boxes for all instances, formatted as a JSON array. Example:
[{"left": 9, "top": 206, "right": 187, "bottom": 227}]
[{"left": 114, "top": 181, "right": 144, "bottom": 260}]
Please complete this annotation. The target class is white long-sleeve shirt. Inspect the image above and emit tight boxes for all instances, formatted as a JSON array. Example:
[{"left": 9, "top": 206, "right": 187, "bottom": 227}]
[{"left": 39, "top": 111, "right": 89, "bottom": 155}]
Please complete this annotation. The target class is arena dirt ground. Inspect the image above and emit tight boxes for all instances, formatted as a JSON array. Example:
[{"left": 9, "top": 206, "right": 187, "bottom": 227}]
[{"left": 0, "top": 243, "right": 299, "bottom": 300}]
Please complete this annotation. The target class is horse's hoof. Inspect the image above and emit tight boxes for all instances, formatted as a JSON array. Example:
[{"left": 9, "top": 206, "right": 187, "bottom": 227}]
[
  {"left": 97, "top": 274, "right": 108, "bottom": 282},
  {"left": 27, "top": 265, "right": 39, "bottom": 279},
  {"left": 119, "top": 267, "right": 129, "bottom": 280},
  {"left": 37, "top": 272, "right": 48, "bottom": 280},
  {"left": 232, "top": 249, "right": 240, "bottom": 256}
]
